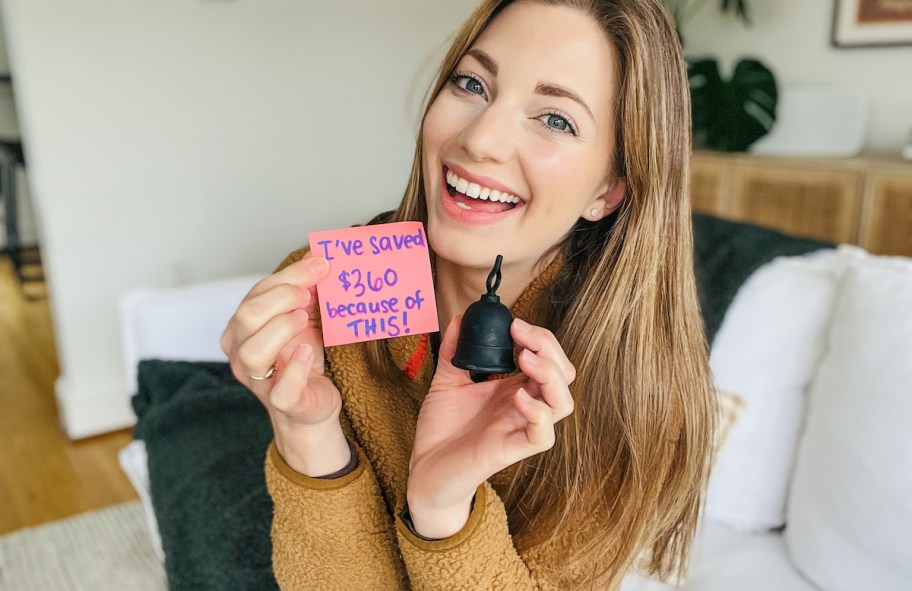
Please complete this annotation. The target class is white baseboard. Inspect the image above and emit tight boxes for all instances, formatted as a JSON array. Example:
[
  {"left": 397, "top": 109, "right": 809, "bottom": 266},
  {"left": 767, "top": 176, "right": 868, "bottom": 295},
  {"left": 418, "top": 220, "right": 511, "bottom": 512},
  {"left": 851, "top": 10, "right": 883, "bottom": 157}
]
[{"left": 55, "top": 375, "right": 137, "bottom": 440}]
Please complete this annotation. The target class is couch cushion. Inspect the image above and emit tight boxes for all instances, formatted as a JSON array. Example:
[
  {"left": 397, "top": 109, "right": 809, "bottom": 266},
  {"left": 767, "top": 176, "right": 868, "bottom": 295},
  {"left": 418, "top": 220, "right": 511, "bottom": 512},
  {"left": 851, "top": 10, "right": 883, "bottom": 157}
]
[
  {"left": 705, "top": 251, "right": 841, "bottom": 532},
  {"left": 621, "top": 521, "right": 818, "bottom": 591},
  {"left": 786, "top": 251, "right": 912, "bottom": 591},
  {"left": 118, "top": 275, "right": 260, "bottom": 394}
]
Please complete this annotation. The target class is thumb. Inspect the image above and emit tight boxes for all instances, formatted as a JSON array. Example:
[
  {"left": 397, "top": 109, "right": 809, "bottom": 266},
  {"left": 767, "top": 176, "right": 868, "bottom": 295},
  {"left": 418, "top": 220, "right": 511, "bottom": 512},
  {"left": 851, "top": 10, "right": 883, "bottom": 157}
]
[{"left": 433, "top": 315, "right": 470, "bottom": 386}]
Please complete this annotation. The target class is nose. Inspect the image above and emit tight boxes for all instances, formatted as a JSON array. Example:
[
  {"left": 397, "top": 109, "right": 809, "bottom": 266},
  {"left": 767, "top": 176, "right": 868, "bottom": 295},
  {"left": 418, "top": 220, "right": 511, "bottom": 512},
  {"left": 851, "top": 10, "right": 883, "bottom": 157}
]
[{"left": 457, "top": 101, "right": 515, "bottom": 164}]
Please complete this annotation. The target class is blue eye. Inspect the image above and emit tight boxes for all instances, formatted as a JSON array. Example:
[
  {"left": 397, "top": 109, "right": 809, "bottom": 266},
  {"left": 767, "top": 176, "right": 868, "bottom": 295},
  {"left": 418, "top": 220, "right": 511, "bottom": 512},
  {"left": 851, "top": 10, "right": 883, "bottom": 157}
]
[
  {"left": 539, "top": 112, "right": 578, "bottom": 136},
  {"left": 448, "top": 72, "right": 486, "bottom": 97},
  {"left": 547, "top": 115, "right": 570, "bottom": 131}
]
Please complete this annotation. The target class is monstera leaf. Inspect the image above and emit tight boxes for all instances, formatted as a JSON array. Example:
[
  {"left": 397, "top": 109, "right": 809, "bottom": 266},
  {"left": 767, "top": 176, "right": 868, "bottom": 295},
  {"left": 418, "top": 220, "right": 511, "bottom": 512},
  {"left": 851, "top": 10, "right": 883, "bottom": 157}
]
[{"left": 689, "top": 57, "right": 777, "bottom": 152}]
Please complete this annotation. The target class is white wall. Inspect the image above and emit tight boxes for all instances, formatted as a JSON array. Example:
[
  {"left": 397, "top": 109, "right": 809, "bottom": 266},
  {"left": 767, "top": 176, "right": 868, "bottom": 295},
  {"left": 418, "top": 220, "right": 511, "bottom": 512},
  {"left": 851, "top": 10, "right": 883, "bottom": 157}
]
[
  {"left": 683, "top": 0, "right": 912, "bottom": 152},
  {"left": 2, "top": 0, "right": 479, "bottom": 438}
]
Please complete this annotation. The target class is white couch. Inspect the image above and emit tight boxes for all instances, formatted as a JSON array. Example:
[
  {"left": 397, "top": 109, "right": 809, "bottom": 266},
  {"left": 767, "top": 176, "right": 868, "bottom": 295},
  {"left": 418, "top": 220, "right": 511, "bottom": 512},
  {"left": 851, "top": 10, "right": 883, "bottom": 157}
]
[
  {"left": 118, "top": 245, "right": 912, "bottom": 591},
  {"left": 626, "top": 245, "right": 912, "bottom": 591}
]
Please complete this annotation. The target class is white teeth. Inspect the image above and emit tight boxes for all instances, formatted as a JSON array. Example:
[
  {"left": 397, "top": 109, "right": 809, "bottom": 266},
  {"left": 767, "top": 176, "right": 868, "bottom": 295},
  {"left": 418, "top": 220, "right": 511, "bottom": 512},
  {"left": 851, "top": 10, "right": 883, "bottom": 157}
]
[{"left": 445, "top": 168, "right": 519, "bottom": 204}]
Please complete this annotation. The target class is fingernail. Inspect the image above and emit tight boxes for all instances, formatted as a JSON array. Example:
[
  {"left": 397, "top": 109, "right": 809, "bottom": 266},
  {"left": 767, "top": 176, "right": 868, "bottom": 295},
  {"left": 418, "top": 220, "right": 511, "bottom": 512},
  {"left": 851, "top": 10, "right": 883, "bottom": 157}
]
[
  {"left": 307, "top": 257, "right": 329, "bottom": 274},
  {"left": 295, "top": 344, "right": 313, "bottom": 360},
  {"left": 522, "top": 349, "right": 539, "bottom": 364},
  {"left": 514, "top": 318, "right": 531, "bottom": 333}
]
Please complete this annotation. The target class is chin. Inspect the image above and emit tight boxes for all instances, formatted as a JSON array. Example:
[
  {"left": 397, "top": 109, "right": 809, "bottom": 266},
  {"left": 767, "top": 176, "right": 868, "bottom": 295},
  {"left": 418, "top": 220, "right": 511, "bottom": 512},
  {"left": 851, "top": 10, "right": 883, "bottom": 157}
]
[
  {"left": 432, "top": 240, "right": 500, "bottom": 270},
  {"left": 426, "top": 227, "right": 506, "bottom": 271}
]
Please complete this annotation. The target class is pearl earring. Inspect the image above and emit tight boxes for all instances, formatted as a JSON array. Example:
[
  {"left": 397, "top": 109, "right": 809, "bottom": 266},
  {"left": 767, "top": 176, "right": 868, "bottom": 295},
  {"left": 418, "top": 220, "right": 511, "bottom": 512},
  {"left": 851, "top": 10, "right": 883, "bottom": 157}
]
[{"left": 590, "top": 208, "right": 600, "bottom": 218}]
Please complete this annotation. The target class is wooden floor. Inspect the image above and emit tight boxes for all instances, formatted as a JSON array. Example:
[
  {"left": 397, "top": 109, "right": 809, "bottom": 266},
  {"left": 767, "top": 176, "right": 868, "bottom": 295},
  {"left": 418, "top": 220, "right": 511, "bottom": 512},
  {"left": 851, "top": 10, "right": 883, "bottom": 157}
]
[{"left": 0, "top": 254, "right": 137, "bottom": 535}]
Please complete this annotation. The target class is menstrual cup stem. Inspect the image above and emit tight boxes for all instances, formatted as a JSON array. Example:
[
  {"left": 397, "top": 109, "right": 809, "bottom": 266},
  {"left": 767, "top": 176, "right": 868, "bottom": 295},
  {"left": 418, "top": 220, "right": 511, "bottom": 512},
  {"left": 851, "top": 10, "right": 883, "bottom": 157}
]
[{"left": 486, "top": 255, "right": 503, "bottom": 295}]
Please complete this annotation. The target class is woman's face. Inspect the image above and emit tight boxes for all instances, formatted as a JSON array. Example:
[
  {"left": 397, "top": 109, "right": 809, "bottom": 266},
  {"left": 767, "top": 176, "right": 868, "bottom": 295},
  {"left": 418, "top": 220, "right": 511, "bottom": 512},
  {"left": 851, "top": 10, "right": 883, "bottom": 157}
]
[{"left": 422, "top": 0, "right": 624, "bottom": 272}]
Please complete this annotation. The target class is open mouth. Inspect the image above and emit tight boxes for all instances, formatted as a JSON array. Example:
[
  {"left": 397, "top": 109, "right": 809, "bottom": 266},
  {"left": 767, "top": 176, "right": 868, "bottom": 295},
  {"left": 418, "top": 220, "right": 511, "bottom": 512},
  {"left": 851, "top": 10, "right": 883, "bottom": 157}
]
[{"left": 443, "top": 166, "right": 525, "bottom": 214}]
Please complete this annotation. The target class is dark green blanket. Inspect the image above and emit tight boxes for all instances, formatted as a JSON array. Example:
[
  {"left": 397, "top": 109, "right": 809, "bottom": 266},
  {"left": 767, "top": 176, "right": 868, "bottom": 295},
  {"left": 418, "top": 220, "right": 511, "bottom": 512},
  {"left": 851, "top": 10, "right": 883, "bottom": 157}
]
[
  {"left": 692, "top": 213, "right": 832, "bottom": 342},
  {"left": 132, "top": 214, "right": 831, "bottom": 590},
  {"left": 132, "top": 362, "right": 279, "bottom": 591}
]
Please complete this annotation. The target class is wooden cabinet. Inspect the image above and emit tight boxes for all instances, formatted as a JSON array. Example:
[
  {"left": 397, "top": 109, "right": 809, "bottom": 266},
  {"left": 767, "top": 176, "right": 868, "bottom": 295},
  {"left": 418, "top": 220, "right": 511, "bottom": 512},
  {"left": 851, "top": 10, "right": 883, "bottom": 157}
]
[
  {"left": 860, "top": 174, "right": 912, "bottom": 256},
  {"left": 690, "top": 151, "right": 912, "bottom": 257},
  {"left": 689, "top": 153, "right": 730, "bottom": 216},
  {"left": 729, "top": 165, "right": 863, "bottom": 245}
]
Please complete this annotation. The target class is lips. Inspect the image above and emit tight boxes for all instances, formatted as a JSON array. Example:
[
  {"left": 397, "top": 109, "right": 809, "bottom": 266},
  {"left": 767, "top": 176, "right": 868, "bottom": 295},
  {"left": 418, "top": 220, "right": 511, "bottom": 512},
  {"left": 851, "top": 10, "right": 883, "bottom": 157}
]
[{"left": 441, "top": 164, "right": 525, "bottom": 215}]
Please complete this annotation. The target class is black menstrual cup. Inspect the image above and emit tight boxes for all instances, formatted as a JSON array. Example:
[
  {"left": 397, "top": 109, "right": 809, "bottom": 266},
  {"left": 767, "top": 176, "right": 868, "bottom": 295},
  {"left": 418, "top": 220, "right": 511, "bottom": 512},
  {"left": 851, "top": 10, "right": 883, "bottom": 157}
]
[{"left": 451, "top": 255, "right": 516, "bottom": 383}]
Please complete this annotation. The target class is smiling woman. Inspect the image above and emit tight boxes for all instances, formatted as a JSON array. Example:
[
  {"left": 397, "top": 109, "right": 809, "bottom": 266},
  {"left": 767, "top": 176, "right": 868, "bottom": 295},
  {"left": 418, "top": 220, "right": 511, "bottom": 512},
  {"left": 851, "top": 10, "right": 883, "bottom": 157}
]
[
  {"left": 423, "top": 4, "right": 624, "bottom": 268},
  {"left": 220, "top": 1, "right": 716, "bottom": 590}
]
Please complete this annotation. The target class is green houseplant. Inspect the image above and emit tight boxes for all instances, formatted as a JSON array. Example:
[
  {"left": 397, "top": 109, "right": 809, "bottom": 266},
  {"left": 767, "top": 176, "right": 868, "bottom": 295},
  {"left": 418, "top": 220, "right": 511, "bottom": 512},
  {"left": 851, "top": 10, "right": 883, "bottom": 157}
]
[{"left": 663, "top": 0, "right": 778, "bottom": 152}]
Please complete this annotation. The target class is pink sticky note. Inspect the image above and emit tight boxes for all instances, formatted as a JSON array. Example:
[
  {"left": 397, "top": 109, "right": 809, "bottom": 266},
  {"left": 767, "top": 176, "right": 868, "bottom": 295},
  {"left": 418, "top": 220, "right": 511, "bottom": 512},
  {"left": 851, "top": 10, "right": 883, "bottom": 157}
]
[{"left": 309, "top": 222, "right": 439, "bottom": 347}]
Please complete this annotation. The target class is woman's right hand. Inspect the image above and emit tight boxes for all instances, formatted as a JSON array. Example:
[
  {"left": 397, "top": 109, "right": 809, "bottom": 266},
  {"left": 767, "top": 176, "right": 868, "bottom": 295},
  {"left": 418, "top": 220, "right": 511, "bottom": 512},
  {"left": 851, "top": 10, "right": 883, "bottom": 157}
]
[{"left": 220, "top": 254, "right": 351, "bottom": 476}]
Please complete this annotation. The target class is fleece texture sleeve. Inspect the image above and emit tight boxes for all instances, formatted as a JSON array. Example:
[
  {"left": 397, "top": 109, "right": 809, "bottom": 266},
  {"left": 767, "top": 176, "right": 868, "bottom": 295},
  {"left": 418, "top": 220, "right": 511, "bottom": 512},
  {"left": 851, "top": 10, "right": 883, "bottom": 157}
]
[
  {"left": 395, "top": 481, "right": 579, "bottom": 591},
  {"left": 265, "top": 439, "right": 406, "bottom": 591},
  {"left": 396, "top": 476, "right": 624, "bottom": 590}
]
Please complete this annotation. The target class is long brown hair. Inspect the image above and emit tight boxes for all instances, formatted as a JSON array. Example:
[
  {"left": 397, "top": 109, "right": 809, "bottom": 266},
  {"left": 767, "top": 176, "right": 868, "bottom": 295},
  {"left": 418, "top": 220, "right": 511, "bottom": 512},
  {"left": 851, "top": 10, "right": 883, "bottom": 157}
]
[{"left": 366, "top": 0, "right": 716, "bottom": 587}]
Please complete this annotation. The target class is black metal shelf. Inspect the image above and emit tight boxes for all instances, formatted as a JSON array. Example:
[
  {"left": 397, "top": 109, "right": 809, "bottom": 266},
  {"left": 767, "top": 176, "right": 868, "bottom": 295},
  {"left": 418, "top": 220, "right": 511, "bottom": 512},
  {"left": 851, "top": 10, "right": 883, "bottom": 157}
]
[{"left": 1, "top": 139, "right": 44, "bottom": 300}]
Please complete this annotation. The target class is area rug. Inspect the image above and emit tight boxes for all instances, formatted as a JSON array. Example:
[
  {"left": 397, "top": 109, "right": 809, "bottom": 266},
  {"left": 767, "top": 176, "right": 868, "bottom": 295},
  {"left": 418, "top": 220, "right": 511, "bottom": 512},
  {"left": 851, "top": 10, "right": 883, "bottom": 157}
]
[{"left": 0, "top": 501, "right": 166, "bottom": 590}]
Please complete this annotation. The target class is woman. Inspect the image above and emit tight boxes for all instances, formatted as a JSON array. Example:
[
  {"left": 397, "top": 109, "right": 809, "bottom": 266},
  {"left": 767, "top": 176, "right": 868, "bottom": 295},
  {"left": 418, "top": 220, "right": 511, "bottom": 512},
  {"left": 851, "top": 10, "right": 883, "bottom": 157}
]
[{"left": 220, "top": 0, "right": 716, "bottom": 589}]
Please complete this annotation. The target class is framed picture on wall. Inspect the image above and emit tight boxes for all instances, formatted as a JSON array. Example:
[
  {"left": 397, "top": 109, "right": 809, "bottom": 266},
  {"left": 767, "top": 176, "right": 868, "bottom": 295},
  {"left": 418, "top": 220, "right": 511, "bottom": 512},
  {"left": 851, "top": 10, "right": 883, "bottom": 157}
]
[{"left": 832, "top": 0, "right": 912, "bottom": 47}]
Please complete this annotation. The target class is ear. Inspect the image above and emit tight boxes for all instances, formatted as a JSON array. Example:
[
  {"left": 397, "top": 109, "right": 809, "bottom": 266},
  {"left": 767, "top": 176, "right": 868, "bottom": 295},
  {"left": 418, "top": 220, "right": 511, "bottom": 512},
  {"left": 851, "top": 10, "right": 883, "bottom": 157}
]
[{"left": 582, "top": 178, "right": 626, "bottom": 222}]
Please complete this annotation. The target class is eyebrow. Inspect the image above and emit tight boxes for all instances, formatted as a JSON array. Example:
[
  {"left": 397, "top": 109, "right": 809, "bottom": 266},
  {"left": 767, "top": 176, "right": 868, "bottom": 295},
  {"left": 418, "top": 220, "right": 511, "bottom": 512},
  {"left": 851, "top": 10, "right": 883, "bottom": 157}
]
[
  {"left": 466, "top": 49, "right": 499, "bottom": 76},
  {"left": 465, "top": 48, "right": 595, "bottom": 124},
  {"left": 534, "top": 83, "right": 595, "bottom": 123}
]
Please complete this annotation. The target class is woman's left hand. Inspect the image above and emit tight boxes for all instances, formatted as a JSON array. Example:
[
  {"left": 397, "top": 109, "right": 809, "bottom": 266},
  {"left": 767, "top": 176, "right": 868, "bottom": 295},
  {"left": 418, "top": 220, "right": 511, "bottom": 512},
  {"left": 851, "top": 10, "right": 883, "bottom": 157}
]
[{"left": 406, "top": 315, "right": 576, "bottom": 539}]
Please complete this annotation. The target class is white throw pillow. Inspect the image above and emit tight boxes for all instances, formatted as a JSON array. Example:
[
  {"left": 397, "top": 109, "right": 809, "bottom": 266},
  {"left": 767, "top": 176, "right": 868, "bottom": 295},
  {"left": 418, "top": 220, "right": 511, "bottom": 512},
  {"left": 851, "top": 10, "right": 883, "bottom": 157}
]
[
  {"left": 118, "top": 275, "right": 261, "bottom": 393},
  {"left": 786, "top": 252, "right": 912, "bottom": 591},
  {"left": 705, "top": 250, "right": 842, "bottom": 532}
]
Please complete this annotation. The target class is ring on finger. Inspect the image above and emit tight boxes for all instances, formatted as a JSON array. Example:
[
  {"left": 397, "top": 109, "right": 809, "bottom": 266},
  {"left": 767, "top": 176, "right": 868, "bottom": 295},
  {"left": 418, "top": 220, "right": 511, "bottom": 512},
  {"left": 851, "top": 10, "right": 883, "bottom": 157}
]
[{"left": 249, "top": 363, "right": 278, "bottom": 381}]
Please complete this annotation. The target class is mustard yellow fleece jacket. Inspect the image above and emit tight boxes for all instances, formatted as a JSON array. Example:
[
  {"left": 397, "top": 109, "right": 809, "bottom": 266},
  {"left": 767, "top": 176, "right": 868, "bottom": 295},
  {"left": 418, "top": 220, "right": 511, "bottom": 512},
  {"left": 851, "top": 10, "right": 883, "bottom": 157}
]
[{"left": 264, "top": 246, "right": 618, "bottom": 590}]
